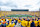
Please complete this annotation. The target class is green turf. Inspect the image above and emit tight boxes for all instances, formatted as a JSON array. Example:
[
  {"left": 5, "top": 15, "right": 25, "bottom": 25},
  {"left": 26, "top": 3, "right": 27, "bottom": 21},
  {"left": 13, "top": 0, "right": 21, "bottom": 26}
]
[{"left": 7, "top": 14, "right": 34, "bottom": 17}]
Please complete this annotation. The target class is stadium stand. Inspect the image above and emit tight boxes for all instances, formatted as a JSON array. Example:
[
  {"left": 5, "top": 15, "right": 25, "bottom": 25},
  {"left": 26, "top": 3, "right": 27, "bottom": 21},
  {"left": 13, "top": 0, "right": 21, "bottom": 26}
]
[{"left": 0, "top": 11, "right": 40, "bottom": 27}]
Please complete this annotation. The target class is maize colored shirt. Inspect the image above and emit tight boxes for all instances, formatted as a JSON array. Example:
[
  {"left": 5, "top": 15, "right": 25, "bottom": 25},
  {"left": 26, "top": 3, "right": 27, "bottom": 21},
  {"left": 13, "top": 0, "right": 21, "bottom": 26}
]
[
  {"left": 25, "top": 21, "right": 28, "bottom": 27},
  {"left": 0, "top": 19, "right": 1, "bottom": 21},
  {"left": 27, "top": 21, "right": 32, "bottom": 27},
  {"left": 0, "top": 23, "right": 1, "bottom": 25},
  {"left": 21, "top": 20, "right": 26, "bottom": 26},
  {"left": 3, "top": 19, "right": 5, "bottom": 21},
  {"left": 34, "top": 21, "right": 38, "bottom": 26},
  {"left": 8, "top": 23, "right": 11, "bottom": 27},
  {"left": 18, "top": 19, "right": 21, "bottom": 23},
  {"left": 11, "top": 23, "right": 15, "bottom": 27},
  {"left": 38, "top": 20, "right": 40, "bottom": 26}
]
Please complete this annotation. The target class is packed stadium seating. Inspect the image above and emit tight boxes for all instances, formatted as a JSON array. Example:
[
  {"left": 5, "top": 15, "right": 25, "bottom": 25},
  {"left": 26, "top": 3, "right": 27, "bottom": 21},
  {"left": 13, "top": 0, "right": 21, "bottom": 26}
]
[
  {"left": 0, "top": 11, "right": 40, "bottom": 27},
  {"left": 0, "top": 11, "right": 39, "bottom": 17}
]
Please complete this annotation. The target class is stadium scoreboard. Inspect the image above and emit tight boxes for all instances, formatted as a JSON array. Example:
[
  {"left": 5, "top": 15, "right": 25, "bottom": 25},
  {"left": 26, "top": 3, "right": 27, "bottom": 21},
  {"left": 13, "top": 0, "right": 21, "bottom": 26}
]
[{"left": 11, "top": 9, "right": 29, "bottom": 11}]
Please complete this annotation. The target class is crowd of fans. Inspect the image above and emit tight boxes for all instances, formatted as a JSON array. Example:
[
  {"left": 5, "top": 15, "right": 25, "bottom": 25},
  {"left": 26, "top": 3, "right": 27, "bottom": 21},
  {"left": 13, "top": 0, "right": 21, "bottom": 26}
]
[{"left": 0, "top": 17, "right": 40, "bottom": 27}]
